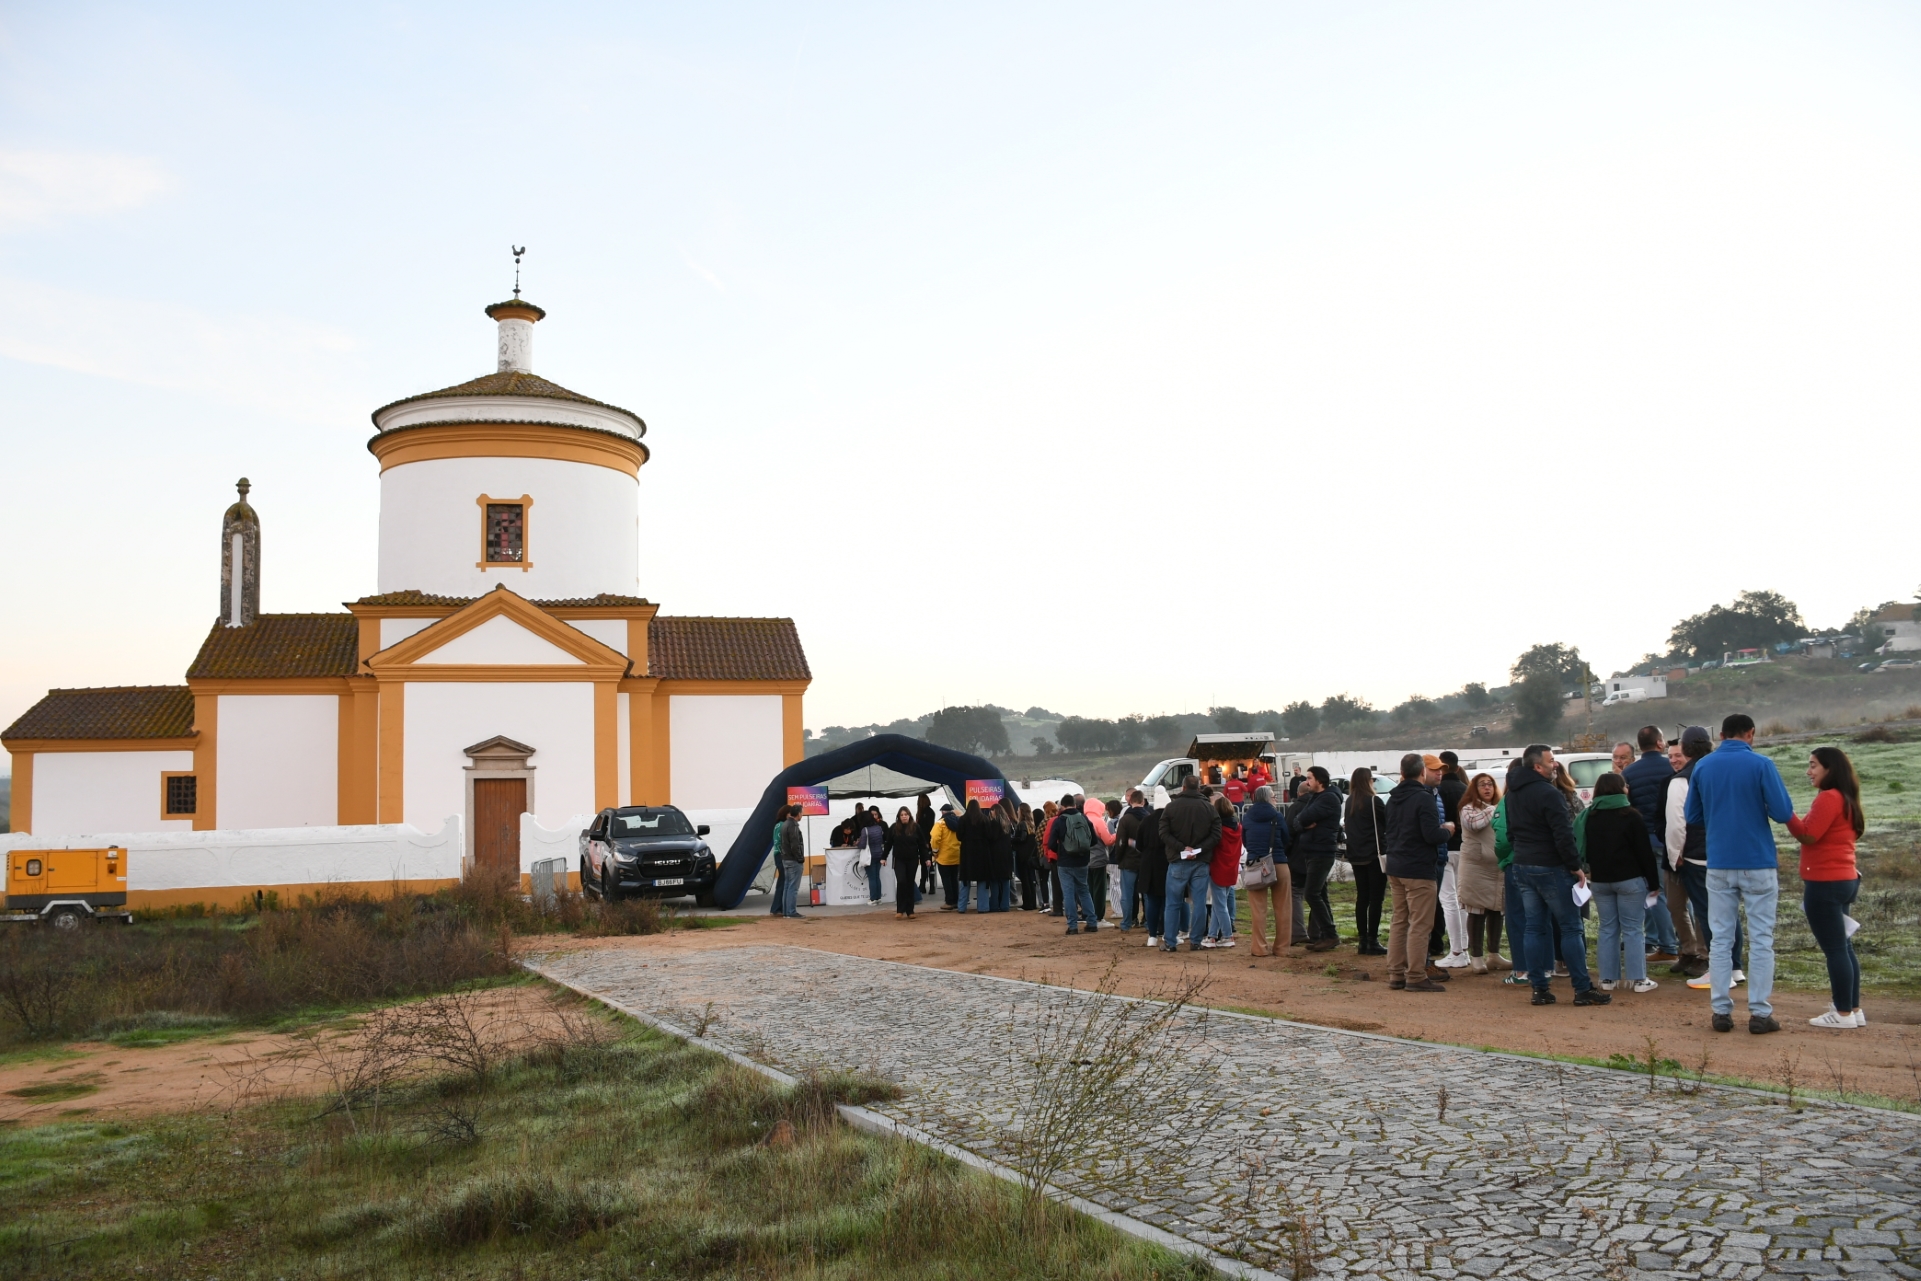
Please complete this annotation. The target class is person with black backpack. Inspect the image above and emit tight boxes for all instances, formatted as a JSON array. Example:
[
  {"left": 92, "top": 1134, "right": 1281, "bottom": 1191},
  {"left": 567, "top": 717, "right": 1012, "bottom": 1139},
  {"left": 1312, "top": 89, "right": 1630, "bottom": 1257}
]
[{"left": 1046, "top": 792, "right": 1101, "bottom": 935}]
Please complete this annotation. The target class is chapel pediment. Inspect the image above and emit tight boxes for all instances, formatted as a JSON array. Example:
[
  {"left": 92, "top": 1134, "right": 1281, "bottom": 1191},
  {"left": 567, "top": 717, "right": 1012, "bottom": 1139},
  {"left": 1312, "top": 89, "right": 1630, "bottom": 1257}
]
[{"left": 365, "top": 585, "right": 629, "bottom": 677}]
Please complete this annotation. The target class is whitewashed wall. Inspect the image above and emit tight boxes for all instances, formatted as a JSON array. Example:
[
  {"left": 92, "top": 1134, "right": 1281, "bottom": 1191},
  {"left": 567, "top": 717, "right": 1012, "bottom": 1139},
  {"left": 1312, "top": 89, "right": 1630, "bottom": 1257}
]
[
  {"left": 568, "top": 619, "right": 627, "bottom": 654},
  {"left": 217, "top": 695, "right": 338, "bottom": 829},
  {"left": 28, "top": 750, "right": 195, "bottom": 836},
  {"left": 0, "top": 817, "right": 463, "bottom": 894},
  {"left": 669, "top": 695, "right": 783, "bottom": 810},
  {"left": 403, "top": 681, "right": 594, "bottom": 829},
  {"left": 380, "top": 617, "right": 436, "bottom": 648},
  {"left": 415, "top": 615, "right": 583, "bottom": 665},
  {"left": 377, "top": 456, "right": 638, "bottom": 600}
]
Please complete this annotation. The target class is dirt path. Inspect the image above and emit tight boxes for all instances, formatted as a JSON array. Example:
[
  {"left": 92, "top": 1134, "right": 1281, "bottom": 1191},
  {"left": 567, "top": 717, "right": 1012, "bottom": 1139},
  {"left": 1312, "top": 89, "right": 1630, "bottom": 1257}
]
[
  {"left": 529, "top": 908, "right": 1921, "bottom": 1105},
  {"left": 0, "top": 986, "right": 565, "bottom": 1126}
]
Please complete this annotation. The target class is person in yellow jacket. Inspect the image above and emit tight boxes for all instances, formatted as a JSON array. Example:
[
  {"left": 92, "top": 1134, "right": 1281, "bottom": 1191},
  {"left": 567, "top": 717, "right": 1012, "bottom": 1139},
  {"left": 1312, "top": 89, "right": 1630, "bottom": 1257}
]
[{"left": 929, "top": 802, "right": 964, "bottom": 911}]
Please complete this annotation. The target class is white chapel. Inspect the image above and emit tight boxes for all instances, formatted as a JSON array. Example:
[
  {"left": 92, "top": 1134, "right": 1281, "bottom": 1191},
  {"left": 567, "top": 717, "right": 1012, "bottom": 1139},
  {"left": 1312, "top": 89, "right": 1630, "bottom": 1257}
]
[{"left": 4, "top": 293, "right": 809, "bottom": 895}]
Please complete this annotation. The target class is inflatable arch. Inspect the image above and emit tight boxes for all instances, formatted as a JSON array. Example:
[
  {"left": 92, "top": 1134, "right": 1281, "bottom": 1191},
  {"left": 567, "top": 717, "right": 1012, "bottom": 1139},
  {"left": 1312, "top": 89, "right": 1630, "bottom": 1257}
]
[{"left": 712, "top": 734, "right": 1021, "bottom": 909}]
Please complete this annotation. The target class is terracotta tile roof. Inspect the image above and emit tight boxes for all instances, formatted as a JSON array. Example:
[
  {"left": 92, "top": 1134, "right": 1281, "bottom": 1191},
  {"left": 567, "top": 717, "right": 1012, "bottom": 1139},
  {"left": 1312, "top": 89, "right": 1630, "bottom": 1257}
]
[
  {"left": 4, "top": 686, "right": 195, "bottom": 741},
  {"left": 186, "top": 614, "right": 360, "bottom": 680},
  {"left": 648, "top": 616, "right": 811, "bottom": 682},
  {"left": 351, "top": 591, "right": 653, "bottom": 609},
  {"left": 371, "top": 371, "right": 642, "bottom": 426}
]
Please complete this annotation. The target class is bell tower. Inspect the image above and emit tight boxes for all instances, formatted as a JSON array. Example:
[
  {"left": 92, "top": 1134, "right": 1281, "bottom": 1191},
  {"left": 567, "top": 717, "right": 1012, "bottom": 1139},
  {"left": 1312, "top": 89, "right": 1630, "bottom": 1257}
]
[{"left": 220, "top": 477, "right": 261, "bottom": 627}]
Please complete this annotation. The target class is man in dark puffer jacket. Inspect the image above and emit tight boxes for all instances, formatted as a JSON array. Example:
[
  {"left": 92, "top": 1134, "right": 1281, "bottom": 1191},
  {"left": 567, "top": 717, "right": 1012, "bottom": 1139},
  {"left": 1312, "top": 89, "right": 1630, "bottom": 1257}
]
[
  {"left": 1384, "top": 753, "right": 1451, "bottom": 991},
  {"left": 1289, "top": 767, "right": 1343, "bottom": 950},
  {"left": 1506, "top": 745, "right": 1609, "bottom": 1008}
]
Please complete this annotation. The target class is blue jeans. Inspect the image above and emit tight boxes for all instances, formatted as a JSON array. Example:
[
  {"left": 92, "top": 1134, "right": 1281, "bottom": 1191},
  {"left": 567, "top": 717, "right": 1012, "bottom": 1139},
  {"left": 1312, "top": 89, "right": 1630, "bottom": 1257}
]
[
  {"left": 1502, "top": 864, "right": 1527, "bottom": 971},
  {"left": 1058, "top": 865, "right": 1098, "bottom": 930},
  {"left": 1119, "top": 868, "right": 1141, "bottom": 930},
  {"left": 778, "top": 860, "right": 803, "bottom": 916},
  {"left": 986, "top": 880, "right": 1011, "bottom": 912},
  {"left": 1513, "top": 865, "right": 1593, "bottom": 994},
  {"left": 770, "top": 860, "right": 788, "bottom": 914},
  {"left": 865, "top": 859, "right": 884, "bottom": 902},
  {"left": 1678, "top": 860, "right": 1743, "bottom": 969},
  {"left": 1802, "top": 877, "right": 1861, "bottom": 1013},
  {"left": 1645, "top": 884, "right": 1680, "bottom": 953},
  {"left": 1708, "top": 868, "right": 1777, "bottom": 1017},
  {"left": 1593, "top": 876, "right": 1648, "bottom": 983},
  {"left": 1206, "top": 882, "right": 1235, "bottom": 940},
  {"left": 1144, "top": 891, "right": 1166, "bottom": 938},
  {"left": 1164, "top": 860, "right": 1210, "bottom": 945},
  {"left": 960, "top": 881, "right": 980, "bottom": 913}
]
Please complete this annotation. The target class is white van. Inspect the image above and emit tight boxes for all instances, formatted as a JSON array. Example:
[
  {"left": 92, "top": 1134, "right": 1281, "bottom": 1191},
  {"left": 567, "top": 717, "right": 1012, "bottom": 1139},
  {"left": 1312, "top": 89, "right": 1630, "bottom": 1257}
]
[
  {"left": 1137, "top": 733, "right": 1280, "bottom": 807},
  {"left": 1601, "top": 687, "right": 1650, "bottom": 708}
]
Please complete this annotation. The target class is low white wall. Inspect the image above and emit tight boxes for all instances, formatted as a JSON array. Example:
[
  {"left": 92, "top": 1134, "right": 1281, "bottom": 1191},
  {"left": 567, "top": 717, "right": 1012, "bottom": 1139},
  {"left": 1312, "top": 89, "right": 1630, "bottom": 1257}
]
[
  {"left": 0, "top": 817, "right": 464, "bottom": 897},
  {"left": 28, "top": 750, "right": 195, "bottom": 836}
]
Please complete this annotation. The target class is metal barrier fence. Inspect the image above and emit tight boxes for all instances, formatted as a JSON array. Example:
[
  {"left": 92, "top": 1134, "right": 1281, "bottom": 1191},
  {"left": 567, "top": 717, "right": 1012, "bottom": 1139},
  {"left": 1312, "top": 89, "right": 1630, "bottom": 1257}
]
[{"left": 531, "top": 856, "right": 567, "bottom": 908}]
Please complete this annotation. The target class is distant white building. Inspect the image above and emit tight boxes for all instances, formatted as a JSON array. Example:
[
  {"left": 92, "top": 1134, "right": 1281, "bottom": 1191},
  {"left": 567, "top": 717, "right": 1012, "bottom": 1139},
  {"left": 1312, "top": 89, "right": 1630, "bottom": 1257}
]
[
  {"left": 1603, "top": 674, "right": 1668, "bottom": 700},
  {"left": 1865, "top": 603, "right": 1921, "bottom": 654}
]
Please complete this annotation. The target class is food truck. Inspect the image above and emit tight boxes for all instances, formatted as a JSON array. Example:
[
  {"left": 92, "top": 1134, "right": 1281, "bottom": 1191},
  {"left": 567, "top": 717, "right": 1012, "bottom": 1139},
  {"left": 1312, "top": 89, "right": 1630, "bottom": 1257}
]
[{"left": 1137, "top": 733, "right": 1281, "bottom": 808}]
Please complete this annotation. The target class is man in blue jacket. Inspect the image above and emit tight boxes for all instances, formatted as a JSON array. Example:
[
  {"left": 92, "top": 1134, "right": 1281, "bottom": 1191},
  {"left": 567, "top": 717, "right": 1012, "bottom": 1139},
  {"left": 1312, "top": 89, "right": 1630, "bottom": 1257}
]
[{"left": 1683, "top": 713, "right": 1795, "bottom": 1034}]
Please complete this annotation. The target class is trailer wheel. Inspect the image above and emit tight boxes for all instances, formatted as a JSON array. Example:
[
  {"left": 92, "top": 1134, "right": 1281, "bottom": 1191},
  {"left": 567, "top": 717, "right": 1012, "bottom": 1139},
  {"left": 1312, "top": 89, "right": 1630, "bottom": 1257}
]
[{"left": 48, "top": 908, "right": 83, "bottom": 932}]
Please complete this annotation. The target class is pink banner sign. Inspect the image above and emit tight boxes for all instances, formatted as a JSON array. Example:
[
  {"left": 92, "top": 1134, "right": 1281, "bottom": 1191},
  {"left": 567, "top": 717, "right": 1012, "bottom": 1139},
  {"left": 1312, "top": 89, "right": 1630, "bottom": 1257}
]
[
  {"left": 965, "top": 779, "right": 1006, "bottom": 807},
  {"left": 786, "top": 785, "right": 830, "bottom": 816}
]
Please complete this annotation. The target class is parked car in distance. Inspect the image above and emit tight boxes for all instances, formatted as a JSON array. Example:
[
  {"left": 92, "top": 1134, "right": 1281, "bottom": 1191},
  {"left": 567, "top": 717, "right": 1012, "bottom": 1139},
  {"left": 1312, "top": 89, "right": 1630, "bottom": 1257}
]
[
  {"left": 579, "top": 805, "right": 718, "bottom": 906},
  {"left": 1876, "top": 659, "right": 1917, "bottom": 672}
]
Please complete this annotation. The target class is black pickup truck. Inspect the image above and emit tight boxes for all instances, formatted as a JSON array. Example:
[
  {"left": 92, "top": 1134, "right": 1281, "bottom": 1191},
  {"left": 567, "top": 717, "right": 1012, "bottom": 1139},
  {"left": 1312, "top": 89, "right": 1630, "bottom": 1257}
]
[{"left": 579, "top": 805, "right": 719, "bottom": 907}]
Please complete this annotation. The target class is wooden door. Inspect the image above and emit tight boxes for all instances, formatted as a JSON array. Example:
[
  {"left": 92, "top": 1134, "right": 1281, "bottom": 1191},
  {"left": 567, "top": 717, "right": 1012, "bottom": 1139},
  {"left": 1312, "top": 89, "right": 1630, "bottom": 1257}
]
[{"left": 473, "top": 778, "right": 525, "bottom": 880}]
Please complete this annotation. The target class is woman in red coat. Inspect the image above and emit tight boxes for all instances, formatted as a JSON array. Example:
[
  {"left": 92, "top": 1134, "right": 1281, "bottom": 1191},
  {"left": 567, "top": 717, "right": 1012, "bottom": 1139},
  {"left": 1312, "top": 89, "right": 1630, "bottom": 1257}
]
[
  {"left": 1789, "top": 746, "right": 1865, "bottom": 1029},
  {"left": 1203, "top": 795, "right": 1243, "bottom": 948}
]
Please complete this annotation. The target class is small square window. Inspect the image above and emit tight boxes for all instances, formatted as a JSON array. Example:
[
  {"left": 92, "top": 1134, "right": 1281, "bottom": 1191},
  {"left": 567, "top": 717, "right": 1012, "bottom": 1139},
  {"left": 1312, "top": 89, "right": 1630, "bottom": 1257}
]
[
  {"left": 485, "top": 503, "right": 524, "bottom": 563},
  {"left": 164, "top": 774, "right": 198, "bottom": 817}
]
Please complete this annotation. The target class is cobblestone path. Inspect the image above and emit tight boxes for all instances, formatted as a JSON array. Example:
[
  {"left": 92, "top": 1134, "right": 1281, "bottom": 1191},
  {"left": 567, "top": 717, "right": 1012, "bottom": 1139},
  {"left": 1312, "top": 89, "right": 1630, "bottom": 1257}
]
[{"left": 534, "top": 945, "right": 1921, "bottom": 1281}]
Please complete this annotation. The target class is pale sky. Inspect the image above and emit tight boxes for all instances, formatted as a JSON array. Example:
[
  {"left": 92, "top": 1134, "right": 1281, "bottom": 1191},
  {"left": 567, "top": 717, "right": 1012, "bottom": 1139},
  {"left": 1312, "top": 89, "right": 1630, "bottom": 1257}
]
[{"left": 3, "top": 2, "right": 1918, "bottom": 744}]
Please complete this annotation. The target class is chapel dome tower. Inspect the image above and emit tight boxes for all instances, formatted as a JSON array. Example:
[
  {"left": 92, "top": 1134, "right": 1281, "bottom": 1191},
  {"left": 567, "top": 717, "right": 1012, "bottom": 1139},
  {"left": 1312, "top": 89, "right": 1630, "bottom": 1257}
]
[{"left": 368, "top": 294, "right": 648, "bottom": 600}]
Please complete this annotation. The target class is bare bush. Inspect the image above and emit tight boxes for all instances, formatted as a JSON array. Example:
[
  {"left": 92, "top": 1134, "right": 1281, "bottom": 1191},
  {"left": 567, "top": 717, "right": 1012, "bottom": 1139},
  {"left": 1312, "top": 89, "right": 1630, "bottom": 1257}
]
[
  {"left": 0, "top": 931, "right": 87, "bottom": 1039},
  {"left": 994, "top": 958, "right": 1221, "bottom": 1235}
]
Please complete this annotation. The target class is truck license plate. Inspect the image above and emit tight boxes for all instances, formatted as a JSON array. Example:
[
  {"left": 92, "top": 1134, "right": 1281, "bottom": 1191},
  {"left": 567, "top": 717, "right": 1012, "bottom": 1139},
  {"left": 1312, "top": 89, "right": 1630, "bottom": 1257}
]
[{"left": 652, "top": 877, "right": 685, "bottom": 887}]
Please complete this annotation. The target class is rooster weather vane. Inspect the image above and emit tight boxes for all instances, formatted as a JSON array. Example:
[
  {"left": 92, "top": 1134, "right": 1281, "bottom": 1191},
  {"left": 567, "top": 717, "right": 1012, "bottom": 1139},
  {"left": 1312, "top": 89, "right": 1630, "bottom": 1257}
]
[{"left": 511, "top": 245, "right": 526, "bottom": 298}]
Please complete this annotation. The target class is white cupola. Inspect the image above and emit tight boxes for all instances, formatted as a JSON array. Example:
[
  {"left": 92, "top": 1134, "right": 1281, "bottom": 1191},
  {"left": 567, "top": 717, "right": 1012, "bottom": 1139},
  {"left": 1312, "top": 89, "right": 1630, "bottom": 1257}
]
[{"left": 364, "top": 295, "right": 649, "bottom": 602}]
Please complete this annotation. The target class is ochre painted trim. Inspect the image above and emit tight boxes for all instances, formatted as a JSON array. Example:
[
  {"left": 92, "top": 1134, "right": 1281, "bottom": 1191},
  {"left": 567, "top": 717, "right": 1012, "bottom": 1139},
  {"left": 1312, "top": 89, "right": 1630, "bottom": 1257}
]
[
  {"left": 368, "top": 585, "right": 631, "bottom": 674},
  {"left": 649, "top": 689, "right": 672, "bottom": 805},
  {"left": 594, "top": 681, "right": 618, "bottom": 811},
  {"left": 378, "top": 666, "right": 625, "bottom": 683},
  {"left": 378, "top": 681, "right": 404, "bottom": 824},
  {"left": 345, "top": 681, "right": 379, "bottom": 824},
  {"left": 192, "top": 694, "right": 218, "bottom": 831},
  {"left": 188, "top": 678, "right": 354, "bottom": 696},
  {"left": 654, "top": 679, "right": 812, "bottom": 696},
  {"left": 8, "top": 751, "right": 29, "bottom": 834},
  {"left": 368, "top": 422, "right": 647, "bottom": 476},
  {"left": 3, "top": 736, "right": 199, "bottom": 754},
  {"left": 626, "top": 616, "right": 650, "bottom": 674},
  {"left": 129, "top": 880, "right": 459, "bottom": 912},
  {"left": 160, "top": 770, "right": 199, "bottom": 821},
  {"left": 356, "top": 615, "right": 382, "bottom": 667},
  {"left": 782, "top": 693, "right": 805, "bottom": 768},
  {"left": 626, "top": 682, "right": 656, "bottom": 805}
]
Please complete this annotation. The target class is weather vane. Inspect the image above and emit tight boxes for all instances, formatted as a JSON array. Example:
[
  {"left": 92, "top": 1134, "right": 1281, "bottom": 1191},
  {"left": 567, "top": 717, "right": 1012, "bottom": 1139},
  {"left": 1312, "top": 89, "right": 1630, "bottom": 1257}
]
[{"left": 511, "top": 245, "right": 526, "bottom": 298}]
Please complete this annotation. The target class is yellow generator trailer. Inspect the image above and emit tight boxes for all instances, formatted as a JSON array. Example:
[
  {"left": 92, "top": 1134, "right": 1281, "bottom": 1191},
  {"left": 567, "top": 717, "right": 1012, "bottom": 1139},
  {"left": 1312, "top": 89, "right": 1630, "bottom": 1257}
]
[{"left": 4, "top": 847, "right": 133, "bottom": 929}]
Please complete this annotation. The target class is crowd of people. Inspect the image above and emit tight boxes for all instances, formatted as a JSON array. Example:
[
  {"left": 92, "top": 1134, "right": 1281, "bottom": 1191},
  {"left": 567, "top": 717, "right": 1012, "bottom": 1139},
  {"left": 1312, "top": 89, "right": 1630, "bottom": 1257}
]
[{"left": 760, "top": 715, "right": 1867, "bottom": 1034}]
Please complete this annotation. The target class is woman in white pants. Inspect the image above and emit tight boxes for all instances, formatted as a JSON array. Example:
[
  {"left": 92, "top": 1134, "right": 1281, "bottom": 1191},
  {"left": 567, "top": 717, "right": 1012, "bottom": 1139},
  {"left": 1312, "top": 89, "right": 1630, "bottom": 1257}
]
[{"left": 1435, "top": 756, "right": 1472, "bottom": 969}]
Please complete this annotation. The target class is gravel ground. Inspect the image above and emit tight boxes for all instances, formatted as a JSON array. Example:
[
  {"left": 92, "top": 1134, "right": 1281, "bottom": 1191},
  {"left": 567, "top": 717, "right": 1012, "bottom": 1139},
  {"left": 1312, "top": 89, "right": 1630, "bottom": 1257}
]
[{"left": 534, "top": 943, "right": 1921, "bottom": 1281}]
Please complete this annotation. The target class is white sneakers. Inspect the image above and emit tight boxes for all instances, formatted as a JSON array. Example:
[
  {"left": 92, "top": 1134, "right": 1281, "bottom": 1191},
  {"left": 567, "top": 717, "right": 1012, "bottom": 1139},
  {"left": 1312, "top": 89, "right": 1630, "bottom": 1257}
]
[
  {"left": 1436, "top": 950, "right": 1473, "bottom": 969},
  {"left": 1631, "top": 978, "right": 1659, "bottom": 994},
  {"left": 1147, "top": 935, "right": 1162, "bottom": 948},
  {"left": 1199, "top": 936, "right": 1236, "bottom": 949},
  {"left": 1177, "top": 932, "right": 1191, "bottom": 945},
  {"left": 1599, "top": 980, "right": 1617, "bottom": 991},
  {"left": 1602, "top": 978, "right": 1660, "bottom": 993},
  {"left": 1687, "top": 969, "right": 1746, "bottom": 991},
  {"left": 1810, "top": 1006, "right": 1867, "bottom": 1029}
]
